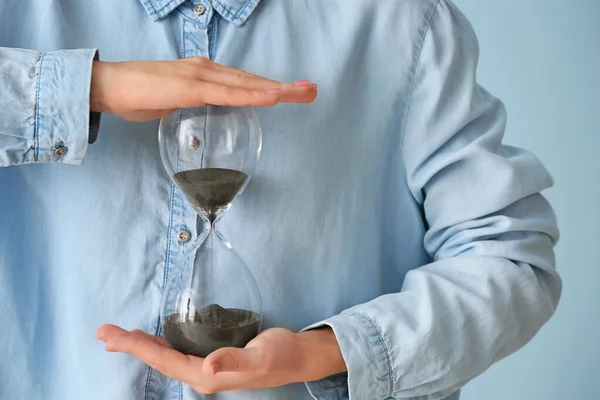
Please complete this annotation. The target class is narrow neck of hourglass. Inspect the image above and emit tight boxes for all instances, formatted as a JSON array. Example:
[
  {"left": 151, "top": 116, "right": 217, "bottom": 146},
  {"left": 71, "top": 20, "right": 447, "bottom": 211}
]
[{"left": 196, "top": 213, "right": 224, "bottom": 235}]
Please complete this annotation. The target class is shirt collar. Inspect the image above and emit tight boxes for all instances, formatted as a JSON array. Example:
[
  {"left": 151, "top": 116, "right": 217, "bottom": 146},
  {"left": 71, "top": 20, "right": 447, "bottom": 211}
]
[{"left": 139, "top": 0, "right": 260, "bottom": 26}]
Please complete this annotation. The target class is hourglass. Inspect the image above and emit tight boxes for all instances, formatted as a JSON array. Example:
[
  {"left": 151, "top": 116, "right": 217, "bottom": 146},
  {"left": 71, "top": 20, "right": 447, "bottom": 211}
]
[{"left": 158, "top": 106, "right": 262, "bottom": 357}]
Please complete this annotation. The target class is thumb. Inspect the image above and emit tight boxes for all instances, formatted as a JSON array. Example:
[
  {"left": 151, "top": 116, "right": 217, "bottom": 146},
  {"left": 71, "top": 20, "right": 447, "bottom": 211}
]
[{"left": 204, "top": 347, "right": 263, "bottom": 376}]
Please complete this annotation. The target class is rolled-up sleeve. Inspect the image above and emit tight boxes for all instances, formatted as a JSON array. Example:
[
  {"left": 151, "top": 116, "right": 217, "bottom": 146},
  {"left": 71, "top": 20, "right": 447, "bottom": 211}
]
[
  {"left": 303, "top": 1, "right": 562, "bottom": 399},
  {"left": 0, "top": 47, "right": 99, "bottom": 167}
]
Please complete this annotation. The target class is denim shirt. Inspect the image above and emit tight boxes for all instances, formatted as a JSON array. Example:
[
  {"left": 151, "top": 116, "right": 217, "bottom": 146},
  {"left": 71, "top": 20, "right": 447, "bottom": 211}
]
[{"left": 0, "top": 1, "right": 561, "bottom": 399}]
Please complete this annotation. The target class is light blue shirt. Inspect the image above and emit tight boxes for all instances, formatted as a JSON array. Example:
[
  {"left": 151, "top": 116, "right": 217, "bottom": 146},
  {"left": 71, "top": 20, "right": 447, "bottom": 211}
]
[{"left": 0, "top": 1, "right": 562, "bottom": 399}]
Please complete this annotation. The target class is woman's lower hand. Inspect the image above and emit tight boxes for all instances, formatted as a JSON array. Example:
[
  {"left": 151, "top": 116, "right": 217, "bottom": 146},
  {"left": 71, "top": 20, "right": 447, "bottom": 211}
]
[{"left": 96, "top": 324, "right": 345, "bottom": 394}]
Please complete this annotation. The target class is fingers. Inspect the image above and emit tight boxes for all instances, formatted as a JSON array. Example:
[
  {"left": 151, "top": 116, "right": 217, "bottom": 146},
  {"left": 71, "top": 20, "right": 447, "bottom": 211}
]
[
  {"left": 97, "top": 324, "right": 200, "bottom": 383},
  {"left": 203, "top": 347, "right": 263, "bottom": 377},
  {"left": 187, "top": 57, "right": 263, "bottom": 79},
  {"left": 195, "top": 68, "right": 317, "bottom": 103},
  {"left": 179, "top": 81, "right": 282, "bottom": 108},
  {"left": 96, "top": 324, "right": 130, "bottom": 352},
  {"left": 186, "top": 57, "right": 318, "bottom": 104},
  {"left": 197, "top": 64, "right": 279, "bottom": 87},
  {"left": 97, "top": 325, "right": 169, "bottom": 347},
  {"left": 130, "top": 329, "right": 169, "bottom": 347}
]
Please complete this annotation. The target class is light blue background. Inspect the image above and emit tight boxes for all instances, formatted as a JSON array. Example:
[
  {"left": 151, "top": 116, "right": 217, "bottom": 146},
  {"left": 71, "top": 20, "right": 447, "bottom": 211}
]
[{"left": 452, "top": 1, "right": 600, "bottom": 399}]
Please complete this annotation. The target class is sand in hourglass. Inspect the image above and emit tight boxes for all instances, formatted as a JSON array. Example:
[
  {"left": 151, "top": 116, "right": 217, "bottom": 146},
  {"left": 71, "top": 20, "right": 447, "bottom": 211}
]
[
  {"left": 173, "top": 168, "right": 248, "bottom": 222},
  {"left": 164, "top": 304, "right": 261, "bottom": 358},
  {"left": 167, "top": 168, "right": 257, "bottom": 357}
]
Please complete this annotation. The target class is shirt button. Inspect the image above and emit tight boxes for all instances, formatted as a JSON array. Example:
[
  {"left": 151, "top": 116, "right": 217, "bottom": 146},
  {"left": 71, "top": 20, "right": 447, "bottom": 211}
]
[
  {"left": 54, "top": 146, "right": 68, "bottom": 156},
  {"left": 193, "top": 4, "right": 206, "bottom": 15},
  {"left": 177, "top": 230, "right": 191, "bottom": 243}
]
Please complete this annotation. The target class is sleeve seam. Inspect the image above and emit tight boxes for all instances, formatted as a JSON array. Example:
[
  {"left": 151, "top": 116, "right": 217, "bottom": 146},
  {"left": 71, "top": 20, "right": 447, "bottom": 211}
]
[
  {"left": 33, "top": 52, "right": 47, "bottom": 162},
  {"left": 399, "top": 0, "right": 441, "bottom": 175},
  {"left": 353, "top": 312, "right": 395, "bottom": 398}
]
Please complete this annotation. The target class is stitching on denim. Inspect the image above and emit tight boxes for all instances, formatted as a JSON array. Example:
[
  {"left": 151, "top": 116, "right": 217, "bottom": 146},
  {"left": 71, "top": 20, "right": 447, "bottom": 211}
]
[
  {"left": 217, "top": 0, "right": 254, "bottom": 22},
  {"left": 145, "top": 100, "right": 183, "bottom": 400},
  {"left": 165, "top": 112, "right": 184, "bottom": 286},
  {"left": 145, "top": 113, "right": 185, "bottom": 399},
  {"left": 144, "top": 0, "right": 158, "bottom": 15},
  {"left": 164, "top": 202, "right": 176, "bottom": 275},
  {"left": 144, "top": 181, "right": 177, "bottom": 400},
  {"left": 201, "top": 105, "right": 208, "bottom": 166},
  {"left": 208, "top": 16, "right": 218, "bottom": 59},
  {"left": 213, "top": 0, "right": 233, "bottom": 18},
  {"left": 143, "top": 367, "right": 154, "bottom": 400},
  {"left": 399, "top": 0, "right": 441, "bottom": 165},
  {"left": 34, "top": 53, "right": 47, "bottom": 162},
  {"left": 154, "top": 0, "right": 180, "bottom": 16},
  {"left": 172, "top": 110, "right": 183, "bottom": 248},
  {"left": 234, "top": 0, "right": 253, "bottom": 20},
  {"left": 144, "top": 86, "right": 165, "bottom": 397},
  {"left": 144, "top": 0, "right": 182, "bottom": 19},
  {"left": 175, "top": 7, "right": 204, "bottom": 26},
  {"left": 356, "top": 312, "right": 395, "bottom": 398},
  {"left": 213, "top": 0, "right": 252, "bottom": 22},
  {"left": 182, "top": 19, "right": 187, "bottom": 58},
  {"left": 143, "top": 346, "right": 155, "bottom": 400}
]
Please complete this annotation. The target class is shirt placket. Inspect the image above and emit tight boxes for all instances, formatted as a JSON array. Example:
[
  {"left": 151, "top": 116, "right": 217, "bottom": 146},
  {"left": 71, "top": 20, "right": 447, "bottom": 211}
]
[{"left": 144, "top": 2, "right": 215, "bottom": 400}]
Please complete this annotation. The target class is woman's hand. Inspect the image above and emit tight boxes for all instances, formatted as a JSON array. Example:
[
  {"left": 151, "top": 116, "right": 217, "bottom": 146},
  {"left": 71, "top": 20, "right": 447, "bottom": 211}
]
[
  {"left": 96, "top": 324, "right": 345, "bottom": 394},
  {"left": 90, "top": 57, "right": 317, "bottom": 122}
]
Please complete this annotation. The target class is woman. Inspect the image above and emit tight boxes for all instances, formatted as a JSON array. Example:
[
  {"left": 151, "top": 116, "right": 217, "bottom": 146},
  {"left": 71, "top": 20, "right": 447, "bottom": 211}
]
[{"left": 0, "top": 0, "right": 560, "bottom": 399}]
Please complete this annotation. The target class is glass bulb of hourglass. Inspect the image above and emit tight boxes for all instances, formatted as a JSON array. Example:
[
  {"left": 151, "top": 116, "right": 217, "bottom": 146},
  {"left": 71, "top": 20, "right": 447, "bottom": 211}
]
[{"left": 158, "top": 105, "right": 262, "bottom": 357}]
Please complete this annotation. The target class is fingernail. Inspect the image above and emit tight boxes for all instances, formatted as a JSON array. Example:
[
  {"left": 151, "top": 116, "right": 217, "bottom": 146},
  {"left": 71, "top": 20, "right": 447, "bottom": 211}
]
[
  {"left": 96, "top": 332, "right": 106, "bottom": 342},
  {"left": 266, "top": 88, "right": 281, "bottom": 95},
  {"left": 210, "top": 362, "right": 220, "bottom": 376},
  {"left": 105, "top": 344, "right": 117, "bottom": 352},
  {"left": 308, "top": 84, "right": 318, "bottom": 91},
  {"left": 294, "top": 80, "right": 312, "bottom": 86}
]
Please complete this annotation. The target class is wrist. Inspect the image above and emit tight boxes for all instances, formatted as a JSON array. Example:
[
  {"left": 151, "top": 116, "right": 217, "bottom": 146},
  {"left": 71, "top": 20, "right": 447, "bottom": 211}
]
[
  {"left": 295, "top": 327, "right": 347, "bottom": 382},
  {"left": 90, "top": 60, "right": 111, "bottom": 113}
]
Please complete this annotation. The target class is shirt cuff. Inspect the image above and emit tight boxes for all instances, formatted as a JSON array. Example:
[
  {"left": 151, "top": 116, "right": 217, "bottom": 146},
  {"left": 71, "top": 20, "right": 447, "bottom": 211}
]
[
  {"left": 301, "top": 312, "right": 394, "bottom": 400},
  {"left": 88, "top": 50, "right": 101, "bottom": 145},
  {"left": 35, "top": 48, "right": 98, "bottom": 164}
]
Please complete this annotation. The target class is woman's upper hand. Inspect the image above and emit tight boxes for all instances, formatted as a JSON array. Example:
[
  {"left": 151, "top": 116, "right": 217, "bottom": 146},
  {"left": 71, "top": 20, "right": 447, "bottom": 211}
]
[{"left": 90, "top": 57, "right": 317, "bottom": 122}]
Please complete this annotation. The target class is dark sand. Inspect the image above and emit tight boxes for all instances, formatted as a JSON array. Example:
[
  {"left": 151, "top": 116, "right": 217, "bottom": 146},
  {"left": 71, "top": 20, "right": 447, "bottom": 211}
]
[
  {"left": 163, "top": 304, "right": 260, "bottom": 357},
  {"left": 173, "top": 168, "right": 247, "bottom": 222}
]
